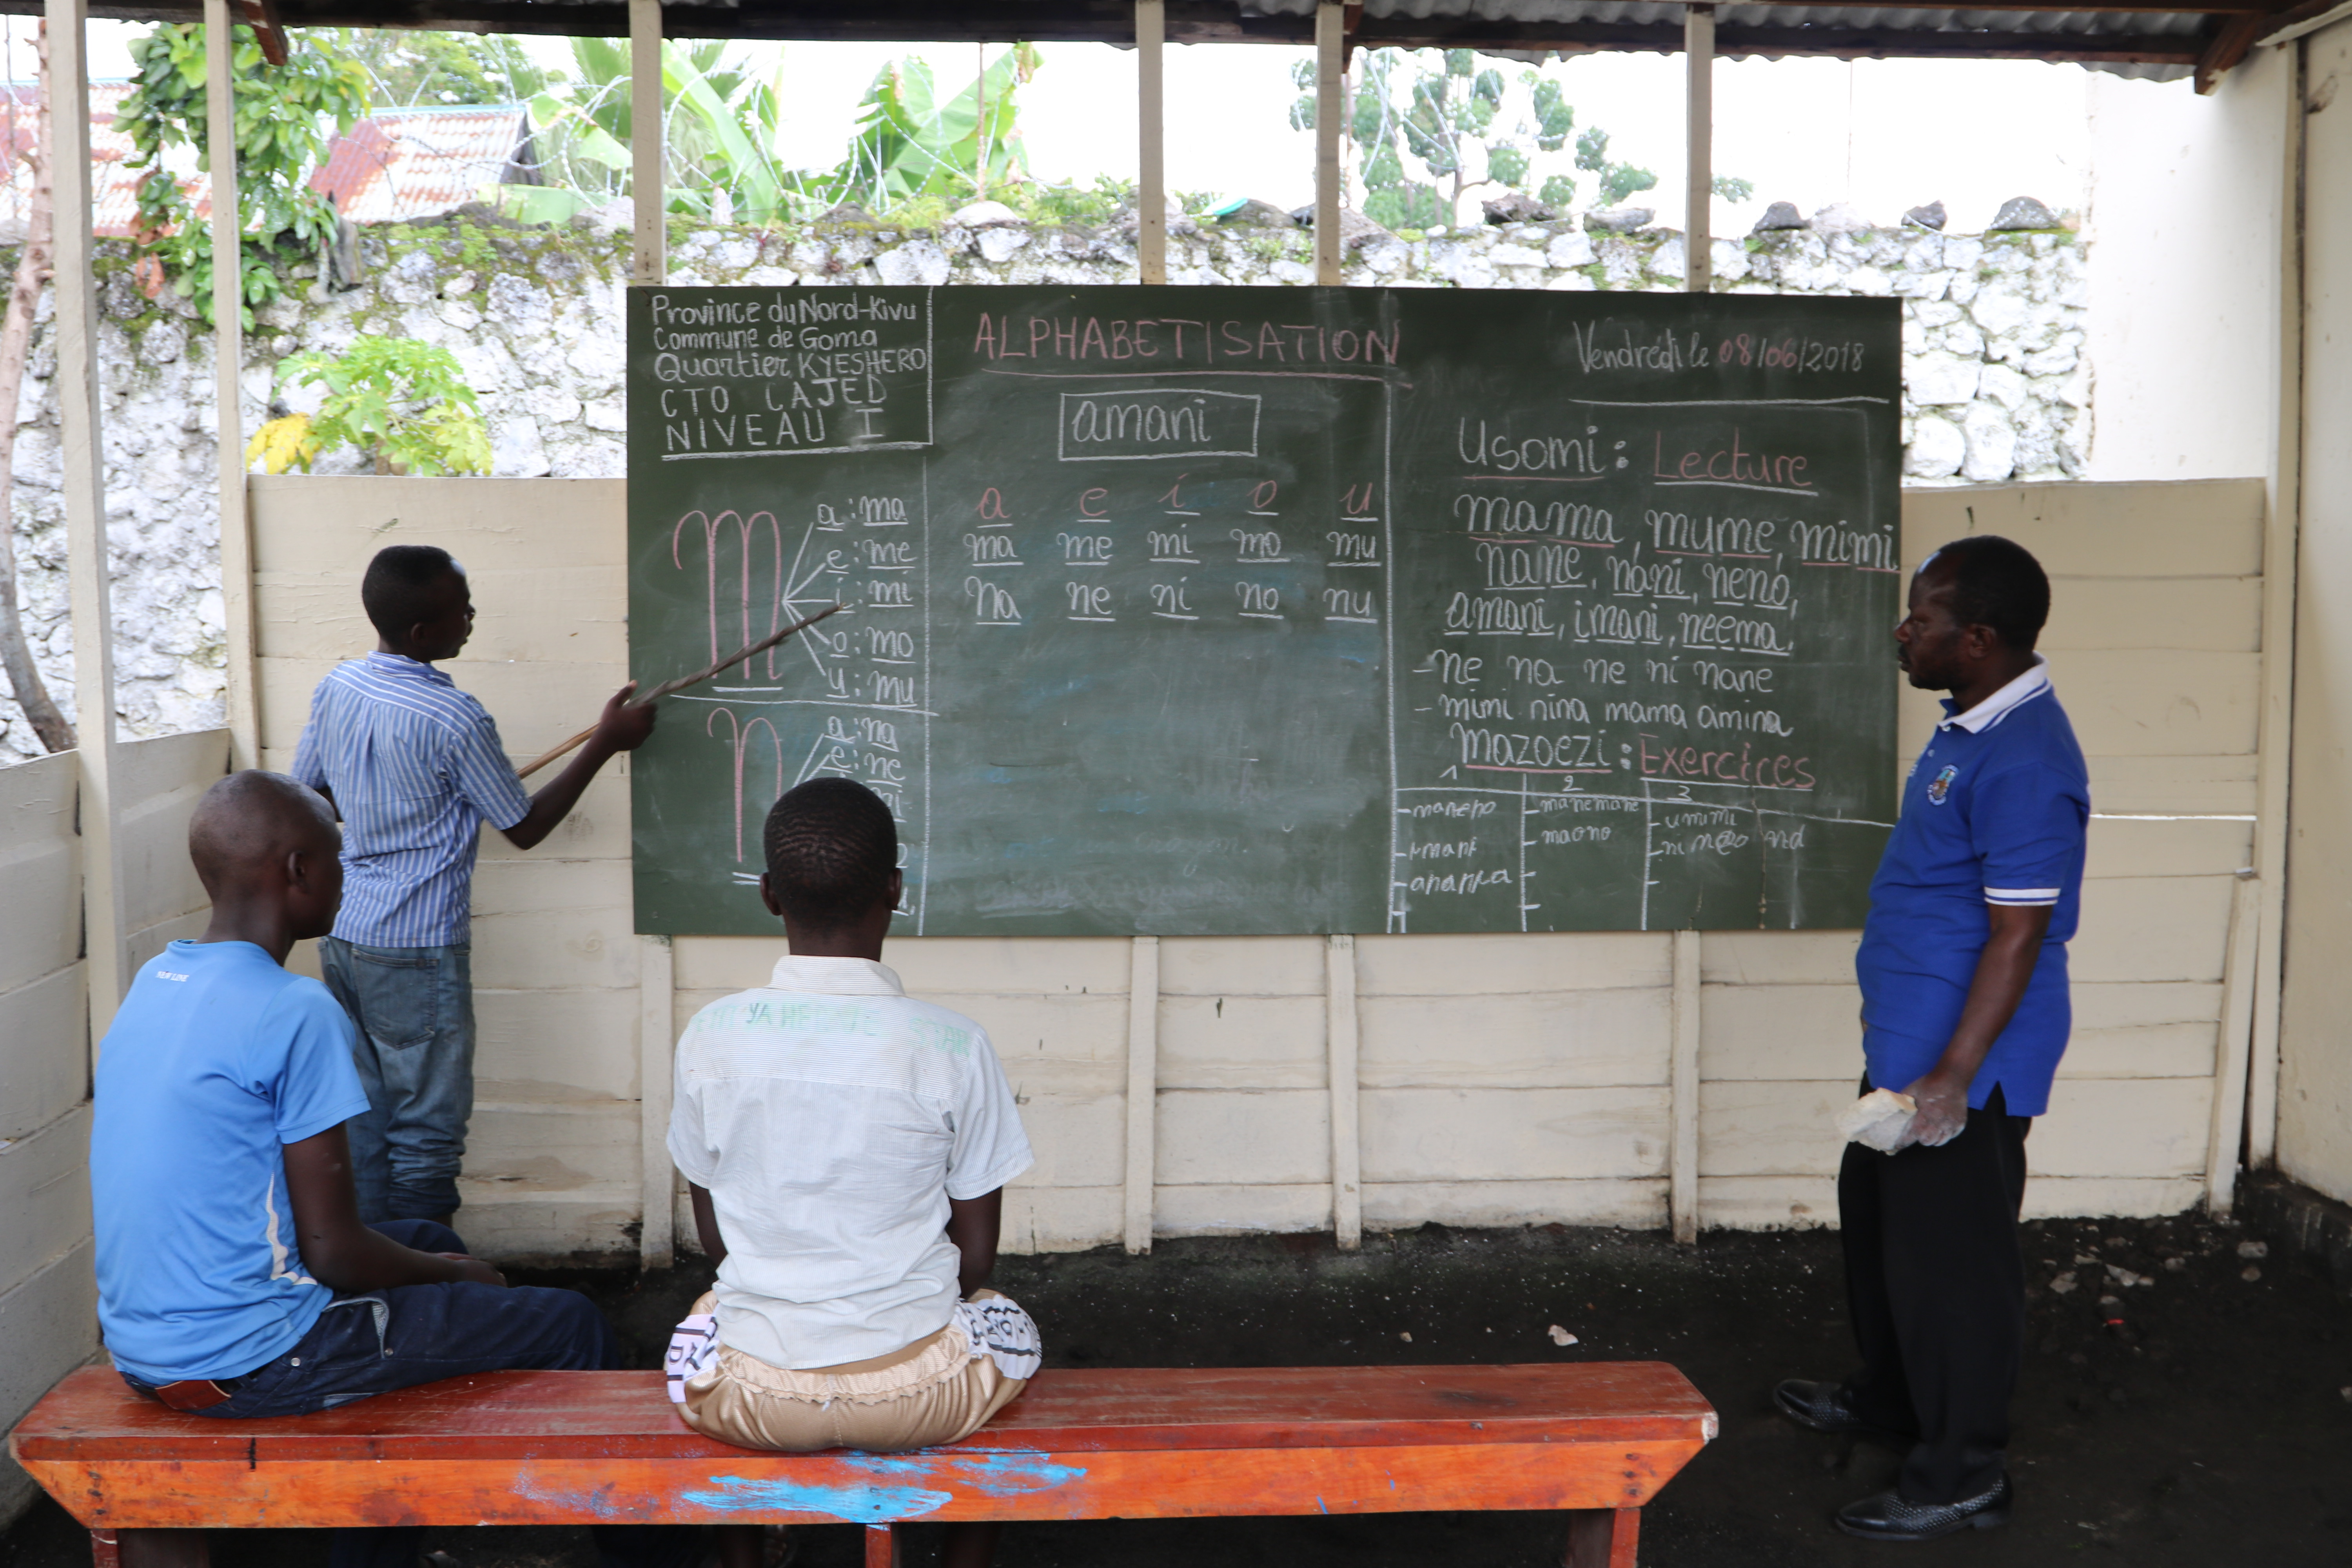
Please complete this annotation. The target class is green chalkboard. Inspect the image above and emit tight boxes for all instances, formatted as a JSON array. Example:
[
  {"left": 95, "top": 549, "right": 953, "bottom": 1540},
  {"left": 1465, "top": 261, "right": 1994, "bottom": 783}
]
[{"left": 627, "top": 285, "right": 1900, "bottom": 936}]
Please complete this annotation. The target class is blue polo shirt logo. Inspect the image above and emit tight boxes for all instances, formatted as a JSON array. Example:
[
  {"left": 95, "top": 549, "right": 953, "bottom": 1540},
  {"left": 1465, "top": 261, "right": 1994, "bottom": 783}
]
[{"left": 1927, "top": 764, "right": 1958, "bottom": 804}]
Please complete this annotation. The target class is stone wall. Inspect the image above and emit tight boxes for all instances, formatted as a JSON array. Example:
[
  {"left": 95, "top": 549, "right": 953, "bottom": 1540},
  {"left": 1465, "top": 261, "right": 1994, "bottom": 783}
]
[{"left": 0, "top": 209, "right": 2088, "bottom": 761}]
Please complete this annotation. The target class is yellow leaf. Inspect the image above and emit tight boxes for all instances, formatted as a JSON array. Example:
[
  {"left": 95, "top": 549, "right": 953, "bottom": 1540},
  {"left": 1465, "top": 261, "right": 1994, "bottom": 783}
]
[{"left": 245, "top": 414, "right": 319, "bottom": 475}]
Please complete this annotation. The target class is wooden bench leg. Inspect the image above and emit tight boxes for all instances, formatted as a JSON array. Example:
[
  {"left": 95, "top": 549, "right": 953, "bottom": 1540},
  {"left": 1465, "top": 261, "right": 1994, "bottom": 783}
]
[
  {"left": 90, "top": 1532, "right": 117, "bottom": 1568},
  {"left": 1563, "top": 1507, "right": 1639, "bottom": 1568},
  {"left": 862, "top": 1523, "right": 897, "bottom": 1568}
]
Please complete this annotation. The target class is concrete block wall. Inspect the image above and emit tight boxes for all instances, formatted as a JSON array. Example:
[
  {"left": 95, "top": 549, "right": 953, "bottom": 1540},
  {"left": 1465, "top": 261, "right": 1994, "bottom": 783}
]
[
  {"left": 247, "top": 476, "right": 2265, "bottom": 1262},
  {"left": 0, "top": 728, "right": 227, "bottom": 1525}
]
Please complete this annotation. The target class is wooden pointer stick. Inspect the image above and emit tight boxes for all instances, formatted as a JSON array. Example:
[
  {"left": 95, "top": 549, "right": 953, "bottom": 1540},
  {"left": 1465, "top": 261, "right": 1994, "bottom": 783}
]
[{"left": 515, "top": 603, "right": 846, "bottom": 780}]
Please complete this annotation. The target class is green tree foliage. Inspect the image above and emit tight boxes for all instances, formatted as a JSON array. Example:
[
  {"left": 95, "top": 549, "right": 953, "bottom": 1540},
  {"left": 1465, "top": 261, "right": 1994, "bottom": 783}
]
[
  {"left": 1295, "top": 50, "right": 1713, "bottom": 229},
  {"left": 509, "top": 40, "right": 1044, "bottom": 227},
  {"left": 246, "top": 336, "right": 490, "bottom": 477},
  {"left": 791, "top": 44, "right": 1041, "bottom": 213},
  {"left": 116, "top": 23, "right": 368, "bottom": 326},
  {"left": 307, "top": 27, "right": 557, "bottom": 108},
  {"left": 1572, "top": 126, "right": 1656, "bottom": 207},
  {"left": 506, "top": 37, "right": 782, "bottom": 222}
]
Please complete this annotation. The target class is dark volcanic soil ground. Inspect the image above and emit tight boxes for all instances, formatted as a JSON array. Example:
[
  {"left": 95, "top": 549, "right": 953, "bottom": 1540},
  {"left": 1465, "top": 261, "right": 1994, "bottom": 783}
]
[{"left": 8, "top": 1211, "right": 2349, "bottom": 1568}]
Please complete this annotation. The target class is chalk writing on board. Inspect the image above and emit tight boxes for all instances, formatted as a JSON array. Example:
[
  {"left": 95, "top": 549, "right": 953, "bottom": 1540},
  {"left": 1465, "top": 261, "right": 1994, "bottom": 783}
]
[
  {"left": 648, "top": 290, "right": 935, "bottom": 458},
  {"left": 629, "top": 287, "right": 1901, "bottom": 937},
  {"left": 1058, "top": 389, "right": 1262, "bottom": 461}
]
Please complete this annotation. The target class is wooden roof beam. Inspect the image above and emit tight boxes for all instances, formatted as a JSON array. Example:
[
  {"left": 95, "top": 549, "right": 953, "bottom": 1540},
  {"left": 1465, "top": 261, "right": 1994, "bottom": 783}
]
[
  {"left": 2193, "top": 10, "right": 2268, "bottom": 89},
  {"left": 238, "top": 0, "right": 288, "bottom": 64}
]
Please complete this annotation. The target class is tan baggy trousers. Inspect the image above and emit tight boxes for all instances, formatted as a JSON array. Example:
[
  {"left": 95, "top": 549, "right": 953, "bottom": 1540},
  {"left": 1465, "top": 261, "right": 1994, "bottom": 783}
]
[{"left": 676, "top": 1291, "right": 1030, "bottom": 1453}]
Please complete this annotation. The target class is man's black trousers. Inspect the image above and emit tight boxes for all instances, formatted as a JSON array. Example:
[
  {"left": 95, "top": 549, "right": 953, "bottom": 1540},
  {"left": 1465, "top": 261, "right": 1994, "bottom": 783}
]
[{"left": 1837, "top": 1082, "right": 2030, "bottom": 1504}]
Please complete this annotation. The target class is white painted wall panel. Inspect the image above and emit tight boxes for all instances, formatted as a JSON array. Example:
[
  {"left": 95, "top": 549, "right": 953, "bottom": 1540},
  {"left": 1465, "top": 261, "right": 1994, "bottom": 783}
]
[
  {"left": 1005, "top": 1186, "right": 1122, "bottom": 1253},
  {"left": 1016, "top": 1094, "right": 1125, "bottom": 1189},
  {"left": 1904, "top": 482, "right": 2265, "bottom": 578},
  {"left": 1156, "top": 1184, "right": 1333, "bottom": 1237},
  {"left": 0, "top": 967, "right": 85, "bottom": 1143},
  {"left": 1156, "top": 1089, "right": 1330, "bottom": 1187},
  {"left": 0, "top": 752, "right": 80, "bottom": 993},
  {"left": 2072, "top": 875, "right": 2234, "bottom": 984},
  {"left": 1158, "top": 935, "right": 1326, "bottom": 995},
  {"left": 1365, "top": 1178, "right": 1664, "bottom": 1231},
  {"left": 1359, "top": 989, "right": 1667, "bottom": 1088},
  {"left": 1361, "top": 1087, "right": 1669, "bottom": 1183},
  {"left": 0, "top": 1239, "right": 96, "bottom": 1525},
  {"left": 1700, "top": 930, "right": 1859, "bottom": 986},
  {"left": 1357, "top": 931, "right": 1671, "bottom": 993},
  {"left": 2278, "top": 20, "right": 2352, "bottom": 1206},
  {"left": 1158, "top": 994, "right": 1327, "bottom": 1089},
  {"left": 476, "top": 990, "right": 644, "bottom": 1103},
  {"left": 115, "top": 730, "right": 229, "bottom": 936},
  {"left": 0, "top": 1106, "right": 92, "bottom": 1297},
  {"left": 1699, "top": 1081, "right": 1852, "bottom": 1178},
  {"left": 2035, "top": 1078, "right": 2211, "bottom": 1178}
]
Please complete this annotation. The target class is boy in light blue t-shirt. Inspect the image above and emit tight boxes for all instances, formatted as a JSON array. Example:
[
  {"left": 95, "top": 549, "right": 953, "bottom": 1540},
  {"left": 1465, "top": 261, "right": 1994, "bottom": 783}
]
[{"left": 91, "top": 772, "right": 691, "bottom": 1568}]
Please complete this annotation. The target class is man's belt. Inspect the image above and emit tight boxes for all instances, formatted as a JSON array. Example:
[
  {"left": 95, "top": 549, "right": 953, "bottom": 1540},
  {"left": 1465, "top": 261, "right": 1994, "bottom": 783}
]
[
  {"left": 139, "top": 1366, "right": 261, "bottom": 1412},
  {"left": 151, "top": 1378, "right": 236, "bottom": 1412}
]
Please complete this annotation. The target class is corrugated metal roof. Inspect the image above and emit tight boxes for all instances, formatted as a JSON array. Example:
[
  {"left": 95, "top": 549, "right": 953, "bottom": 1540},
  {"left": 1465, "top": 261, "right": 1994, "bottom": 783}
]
[
  {"left": 0, "top": 89, "right": 528, "bottom": 239},
  {"left": 1241, "top": 0, "right": 2201, "bottom": 79}
]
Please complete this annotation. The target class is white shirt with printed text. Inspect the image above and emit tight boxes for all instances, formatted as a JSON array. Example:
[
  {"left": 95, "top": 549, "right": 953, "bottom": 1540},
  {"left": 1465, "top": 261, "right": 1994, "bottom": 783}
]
[{"left": 667, "top": 955, "right": 1033, "bottom": 1369}]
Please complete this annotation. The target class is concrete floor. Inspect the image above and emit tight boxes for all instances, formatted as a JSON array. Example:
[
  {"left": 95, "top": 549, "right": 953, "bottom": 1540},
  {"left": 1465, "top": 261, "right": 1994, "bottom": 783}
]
[{"left": 7, "top": 1209, "right": 2349, "bottom": 1568}]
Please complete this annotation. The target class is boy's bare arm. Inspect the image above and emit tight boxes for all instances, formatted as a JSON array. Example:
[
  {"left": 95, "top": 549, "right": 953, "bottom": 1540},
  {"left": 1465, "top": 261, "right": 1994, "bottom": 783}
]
[
  {"left": 501, "top": 685, "right": 656, "bottom": 850},
  {"left": 946, "top": 1189, "right": 1002, "bottom": 1299},
  {"left": 689, "top": 1181, "right": 728, "bottom": 1266},
  {"left": 284, "top": 1125, "right": 506, "bottom": 1291}
]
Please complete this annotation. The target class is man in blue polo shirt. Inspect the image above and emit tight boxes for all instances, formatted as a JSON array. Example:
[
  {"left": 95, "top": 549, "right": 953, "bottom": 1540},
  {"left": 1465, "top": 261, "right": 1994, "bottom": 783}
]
[
  {"left": 1774, "top": 535, "right": 2089, "bottom": 1542},
  {"left": 291, "top": 545, "right": 655, "bottom": 1224}
]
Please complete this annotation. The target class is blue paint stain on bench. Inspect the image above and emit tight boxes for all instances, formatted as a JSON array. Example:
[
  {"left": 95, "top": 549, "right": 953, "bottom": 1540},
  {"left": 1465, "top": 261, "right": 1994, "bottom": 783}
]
[{"left": 677, "top": 1452, "right": 1089, "bottom": 1524}]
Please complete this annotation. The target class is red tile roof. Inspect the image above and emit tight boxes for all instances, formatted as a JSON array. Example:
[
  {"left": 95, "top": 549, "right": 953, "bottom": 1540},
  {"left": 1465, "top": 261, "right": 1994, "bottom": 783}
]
[{"left": 0, "top": 83, "right": 530, "bottom": 238}]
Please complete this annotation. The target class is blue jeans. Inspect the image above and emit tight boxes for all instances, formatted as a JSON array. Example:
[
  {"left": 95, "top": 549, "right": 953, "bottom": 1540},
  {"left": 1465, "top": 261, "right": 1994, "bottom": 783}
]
[
  {"left": 321, "top": 938, "right": 474, "bottom": 1222},
  {"left": 118, "top": 1221, "right": 699, "bottom": 1568}
]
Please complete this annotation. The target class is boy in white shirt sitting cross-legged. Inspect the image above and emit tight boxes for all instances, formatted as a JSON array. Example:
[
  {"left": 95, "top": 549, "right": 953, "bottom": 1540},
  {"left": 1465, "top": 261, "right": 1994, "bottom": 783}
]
[{"left": 666, "top": 778, "right": 1039, "bottom": 1568}]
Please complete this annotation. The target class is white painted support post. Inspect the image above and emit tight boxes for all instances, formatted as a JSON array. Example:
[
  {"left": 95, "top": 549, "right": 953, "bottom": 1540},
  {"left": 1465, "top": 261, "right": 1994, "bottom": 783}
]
[
  {"left": 1313, "top": 1, "right": 1343, "bottom": 285},
  {"left": 626, "top": 0, "right": 670, "bottom": 1270},
  {"left": 49, "top": 0, "right": 123, "bottom": 1034},
  {"left": 1669, "top": 930, "right": 1701, "bottom": 1243},
  {"left": 629, "top": 0, "right": 664, "bottom": 285},
  {"left": 1326, "top": 933, "right": 1361, "bottom": 1250},
  {"left": 2205, "top": 872, "right": 2262, "bottom": 1215},
  {"left": 203, "top": 0, "right": 254, "bottom": 768},
  {"left": 1136, "top": 0, "right": 1166, "bottom": 285},
  {"left": 1123, "top": 936, "right": 1159, "bottom": 1254},
  {"left": 2246, "top": 52, "right": 2304, "bottom": 1171},
  {"left": 1683, "top": 5, "right": 1713, "bottom": 295},
  {"left": 639, "top": 934, "right": 676, "bottom": 1268}
]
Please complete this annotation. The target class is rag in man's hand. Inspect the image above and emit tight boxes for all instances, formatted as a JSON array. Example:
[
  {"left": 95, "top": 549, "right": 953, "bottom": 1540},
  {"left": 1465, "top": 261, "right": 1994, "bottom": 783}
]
[{"left": 1837, "top": 1088, "right": 1918, "bottom": 1154}]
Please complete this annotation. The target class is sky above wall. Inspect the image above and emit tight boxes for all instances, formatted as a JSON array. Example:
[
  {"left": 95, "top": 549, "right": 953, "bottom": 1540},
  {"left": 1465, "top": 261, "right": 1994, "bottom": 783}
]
[
  {"left": 763, "top": 43, "right": 2113, "bottom": 236},
  {"left": 14, "top": 20, "right": 2190, "bottom": 238}
]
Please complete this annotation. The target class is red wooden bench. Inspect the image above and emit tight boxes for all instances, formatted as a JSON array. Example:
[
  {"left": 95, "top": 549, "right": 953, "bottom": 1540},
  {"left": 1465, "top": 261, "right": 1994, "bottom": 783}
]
[{"left": 12, "top": 1362, "right": 1715, "bottom": 1568}]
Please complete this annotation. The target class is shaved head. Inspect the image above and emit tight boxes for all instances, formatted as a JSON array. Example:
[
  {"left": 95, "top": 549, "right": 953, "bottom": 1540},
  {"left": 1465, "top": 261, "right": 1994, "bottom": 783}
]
[{"left": 189, "top": 771, "right": 339, "bottom": 897}]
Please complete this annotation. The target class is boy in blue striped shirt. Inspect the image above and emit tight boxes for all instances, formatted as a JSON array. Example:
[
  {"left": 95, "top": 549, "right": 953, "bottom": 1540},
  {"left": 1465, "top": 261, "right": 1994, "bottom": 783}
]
[{"left": 291, "top": 545, "right": 655, "bottom": 1224}]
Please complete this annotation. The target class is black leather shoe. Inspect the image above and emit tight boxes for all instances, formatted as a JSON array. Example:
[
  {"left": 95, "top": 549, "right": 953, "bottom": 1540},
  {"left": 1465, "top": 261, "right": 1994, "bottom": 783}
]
[
  {"left": 1835, "top": 1474, "right": 2013, "bottom": 1541},
  {"left": 1773, "top": 1377, "right": 1875, "bottom": 1434}
]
